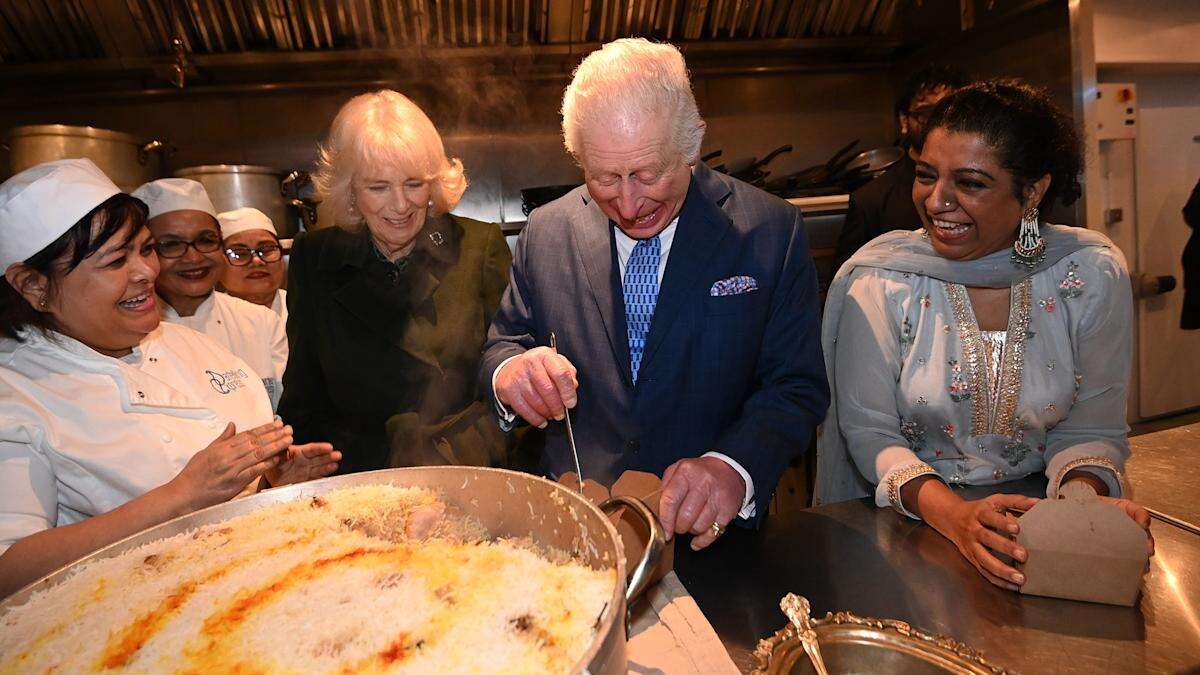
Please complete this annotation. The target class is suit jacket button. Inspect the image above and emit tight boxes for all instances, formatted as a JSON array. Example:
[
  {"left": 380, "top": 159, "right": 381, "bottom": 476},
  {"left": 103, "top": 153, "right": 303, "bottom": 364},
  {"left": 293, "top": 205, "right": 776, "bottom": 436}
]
[{"left": 625, "top": 439, "right": 640, "bottom": 453}]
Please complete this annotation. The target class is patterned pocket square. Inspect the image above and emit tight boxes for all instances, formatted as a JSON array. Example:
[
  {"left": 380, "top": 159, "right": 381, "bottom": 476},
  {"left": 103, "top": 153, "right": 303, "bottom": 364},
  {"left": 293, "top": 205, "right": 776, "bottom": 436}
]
[{"left": 710, "top": 275, "right": 758, "bottom": 296}]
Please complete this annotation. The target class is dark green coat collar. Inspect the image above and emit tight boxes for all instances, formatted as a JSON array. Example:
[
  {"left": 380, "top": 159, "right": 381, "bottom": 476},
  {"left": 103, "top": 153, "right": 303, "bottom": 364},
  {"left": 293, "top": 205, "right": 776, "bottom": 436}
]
[
  {"left": 315, "top": 213, "right": 465, "bottom": 373},
  {"left": 316, "top": 212, "right": 461, "bottom": 272}
]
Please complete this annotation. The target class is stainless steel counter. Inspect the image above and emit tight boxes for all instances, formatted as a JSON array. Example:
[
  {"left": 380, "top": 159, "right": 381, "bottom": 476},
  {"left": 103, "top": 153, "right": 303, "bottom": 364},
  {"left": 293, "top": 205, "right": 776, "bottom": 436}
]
[
  {"left": 1127, "top": 422, "right": 1200, "bottom": 526},
  {"left": 674, "top": 423, "right": 1200, "bottom": 673}
]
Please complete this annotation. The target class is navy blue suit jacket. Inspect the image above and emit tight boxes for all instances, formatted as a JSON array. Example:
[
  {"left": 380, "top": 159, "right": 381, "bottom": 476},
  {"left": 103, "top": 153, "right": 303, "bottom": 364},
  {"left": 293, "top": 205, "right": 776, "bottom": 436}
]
[{"left": 480, "top": 162, "right": 829, "bottom": 524}]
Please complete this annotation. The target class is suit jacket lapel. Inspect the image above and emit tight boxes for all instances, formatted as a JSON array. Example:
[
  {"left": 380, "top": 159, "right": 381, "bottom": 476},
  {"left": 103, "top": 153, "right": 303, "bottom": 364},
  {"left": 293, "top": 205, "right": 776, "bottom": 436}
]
[
  {"left": 640, "top": 165, "right": 732, "bottom": 371},
  {"left": 574, "top": 194, "right": 634, "bottom": 387}
]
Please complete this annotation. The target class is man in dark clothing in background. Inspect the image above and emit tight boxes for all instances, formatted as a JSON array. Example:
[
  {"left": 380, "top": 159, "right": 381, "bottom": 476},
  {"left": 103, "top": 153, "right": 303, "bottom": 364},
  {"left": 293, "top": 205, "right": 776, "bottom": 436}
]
[
  {"left": 833, "top": 65, "right": 970, "bottom": 273},
  {"left": 1182, "top": 177, "right": 1200, "bottom": 329}
]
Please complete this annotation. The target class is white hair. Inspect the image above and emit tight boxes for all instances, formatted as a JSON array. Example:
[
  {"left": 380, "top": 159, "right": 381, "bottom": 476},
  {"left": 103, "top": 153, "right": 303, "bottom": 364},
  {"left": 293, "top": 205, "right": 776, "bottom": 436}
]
[
  {"left": 561, "top": 38, "right": 705, "bottom": 166},
  {"left": 314, "top": 90, "right": 467, "bottom": 228}
]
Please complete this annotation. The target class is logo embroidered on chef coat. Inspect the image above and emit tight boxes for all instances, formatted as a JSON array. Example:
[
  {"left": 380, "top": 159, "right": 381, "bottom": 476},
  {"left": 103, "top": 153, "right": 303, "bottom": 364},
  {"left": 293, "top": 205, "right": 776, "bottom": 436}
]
[{"left": 207, "top": 368, "right": 249, "bottom": 395}]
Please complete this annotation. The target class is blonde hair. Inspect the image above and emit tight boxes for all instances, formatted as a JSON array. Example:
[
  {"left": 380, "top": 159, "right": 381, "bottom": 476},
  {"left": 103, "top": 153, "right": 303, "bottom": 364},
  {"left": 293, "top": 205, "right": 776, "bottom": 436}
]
[
  {"left": 315, "top": 90, "right": 467, "bottom": 228},
  {"left": 561, "top": 38, "right": 705, "bottom": 166}
]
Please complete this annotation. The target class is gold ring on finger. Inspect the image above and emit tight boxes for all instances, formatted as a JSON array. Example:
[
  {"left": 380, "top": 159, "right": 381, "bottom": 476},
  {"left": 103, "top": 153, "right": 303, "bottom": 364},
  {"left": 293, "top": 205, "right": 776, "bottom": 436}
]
[{"left": 711, "top": 521, "right": 725, "bottom": 538}]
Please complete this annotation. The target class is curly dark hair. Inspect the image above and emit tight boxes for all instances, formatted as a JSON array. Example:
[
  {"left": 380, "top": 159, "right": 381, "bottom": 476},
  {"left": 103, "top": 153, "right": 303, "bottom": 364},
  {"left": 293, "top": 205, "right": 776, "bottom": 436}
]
[
  {"left": 921, "top": 79, "right": 1084, "bottom": 210},
  {"left": 0, "top": 193, "right": 148, "bottom": 340}
]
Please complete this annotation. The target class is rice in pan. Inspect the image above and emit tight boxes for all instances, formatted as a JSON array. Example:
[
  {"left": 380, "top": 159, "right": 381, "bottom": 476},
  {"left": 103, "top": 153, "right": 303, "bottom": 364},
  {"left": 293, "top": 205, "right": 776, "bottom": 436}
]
[{"left": 0, "top": 485, "right": 615, "bottom": 674}]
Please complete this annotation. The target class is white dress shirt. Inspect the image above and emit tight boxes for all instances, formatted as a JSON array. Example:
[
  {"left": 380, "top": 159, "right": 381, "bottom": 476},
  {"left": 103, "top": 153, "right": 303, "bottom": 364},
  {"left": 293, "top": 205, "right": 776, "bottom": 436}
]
[
  {"left": 0, "top": 323, "right": 274, "bottom": 553},
  {"left": 495, "top": 217, "right": 756, "bottom": 518},
  {"left": 160, "top": 291, "right": 288, "bottom": 410},
  {"left": 611, "top": 217, "right": 679, "bottom": 283}
]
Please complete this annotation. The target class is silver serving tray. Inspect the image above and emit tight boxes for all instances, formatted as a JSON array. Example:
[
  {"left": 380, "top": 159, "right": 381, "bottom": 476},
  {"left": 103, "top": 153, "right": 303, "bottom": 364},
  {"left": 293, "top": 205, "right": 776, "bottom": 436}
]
[{"left": 752, "top": 594, "right": 1011, "bottom": 675}]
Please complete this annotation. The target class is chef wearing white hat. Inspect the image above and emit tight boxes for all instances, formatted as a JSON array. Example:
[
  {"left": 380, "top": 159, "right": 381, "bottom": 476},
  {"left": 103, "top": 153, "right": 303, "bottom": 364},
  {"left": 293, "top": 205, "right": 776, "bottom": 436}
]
[
  {"left": 217, "top": 207, "right": 288, "bottom": 322},
  {"left": 0, "top": 160, "right": 338, "bottom": 596},
  {"left": 132, "top": 179, "right": 288, "bottom": 410}
]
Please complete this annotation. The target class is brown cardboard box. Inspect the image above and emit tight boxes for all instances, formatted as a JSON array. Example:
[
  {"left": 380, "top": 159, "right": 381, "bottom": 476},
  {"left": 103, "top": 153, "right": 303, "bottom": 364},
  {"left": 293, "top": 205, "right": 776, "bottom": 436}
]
[
  {"left": 557, "top": 471, "right": 674, "bottom": 587},
  {"left": 1016, "top": 482, "right": 1149, "bottom": 606},
  {"left": 556, "top": 472, "right": 611, "bottom": 506},
  {"left": 612, "top": 471, "right": 674, "bottom": 586}
]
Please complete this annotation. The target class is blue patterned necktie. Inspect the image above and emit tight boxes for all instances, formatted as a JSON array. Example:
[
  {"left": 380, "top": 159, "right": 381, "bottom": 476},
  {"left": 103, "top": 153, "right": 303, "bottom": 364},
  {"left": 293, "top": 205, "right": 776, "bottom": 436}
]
[{"left": 624, "top": 235, "right": 661, "bottom": 384}]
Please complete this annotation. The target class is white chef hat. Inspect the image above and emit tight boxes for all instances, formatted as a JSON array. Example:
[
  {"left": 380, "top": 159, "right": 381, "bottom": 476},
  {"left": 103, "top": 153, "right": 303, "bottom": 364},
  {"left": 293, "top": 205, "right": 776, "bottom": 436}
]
[
  {"left": 217, "top": 207, "right": 277, "bottom": 239},
  {"left": 0, "top": 158, "right": 121, "bottom": 270},
  {"left": 131, "top": 178, "right": 218, "bottom": 220}
]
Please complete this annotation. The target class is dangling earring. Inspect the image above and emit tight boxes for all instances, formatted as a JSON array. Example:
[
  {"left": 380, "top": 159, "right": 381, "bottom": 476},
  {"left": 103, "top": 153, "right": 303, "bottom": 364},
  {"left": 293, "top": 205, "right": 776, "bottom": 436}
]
[
  {"left": 1011, "top": 206, "right": 1045, "bottom": 268},
  {"left": 348, "top": 192, "right": 357, "bottom": 213},
  {"left": 38, "top": 297, "right": 48, "bottom": 310}
]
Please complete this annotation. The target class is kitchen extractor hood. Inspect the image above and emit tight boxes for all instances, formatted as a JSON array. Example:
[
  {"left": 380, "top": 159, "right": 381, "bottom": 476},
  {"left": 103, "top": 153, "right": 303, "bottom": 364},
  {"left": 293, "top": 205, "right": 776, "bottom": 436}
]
[{"left": 0, "top": 0, "right": 903, "bottom": 96}]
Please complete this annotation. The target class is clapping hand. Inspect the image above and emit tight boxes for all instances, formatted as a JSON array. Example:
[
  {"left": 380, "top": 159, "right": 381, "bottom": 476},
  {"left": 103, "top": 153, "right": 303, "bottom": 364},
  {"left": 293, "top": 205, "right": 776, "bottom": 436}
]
[
  {"left": 266, "top": 442, "right": 341, "bottom": 487},
  {"left": 170, "top": 420, "right": 292, "bottom": 512}
]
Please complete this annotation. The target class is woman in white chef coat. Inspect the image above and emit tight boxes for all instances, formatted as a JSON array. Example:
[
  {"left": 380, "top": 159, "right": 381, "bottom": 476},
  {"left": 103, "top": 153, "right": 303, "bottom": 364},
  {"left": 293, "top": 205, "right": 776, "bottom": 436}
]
[
  {"left": 0, "top": 159, "right": 339, "bottom": 598},
  {"left": 131, "top": 179, "right": 288, "bottom": 409},
  {"left": 217, "top": 207, "right": 288, "bottom": 323}
]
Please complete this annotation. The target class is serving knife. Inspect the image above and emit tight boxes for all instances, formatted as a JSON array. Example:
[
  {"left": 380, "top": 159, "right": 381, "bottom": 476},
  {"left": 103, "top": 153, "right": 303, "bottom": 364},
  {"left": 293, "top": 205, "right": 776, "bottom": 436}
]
[{"left": 550, "top": 332, "right": 584, "bottom": 494}]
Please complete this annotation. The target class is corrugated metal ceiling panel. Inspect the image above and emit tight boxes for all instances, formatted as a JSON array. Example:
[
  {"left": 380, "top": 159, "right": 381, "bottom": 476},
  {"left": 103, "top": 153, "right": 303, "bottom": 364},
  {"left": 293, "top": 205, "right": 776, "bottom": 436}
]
[{"left": 0, "top": 0, "right": 900, "bottom": 63}]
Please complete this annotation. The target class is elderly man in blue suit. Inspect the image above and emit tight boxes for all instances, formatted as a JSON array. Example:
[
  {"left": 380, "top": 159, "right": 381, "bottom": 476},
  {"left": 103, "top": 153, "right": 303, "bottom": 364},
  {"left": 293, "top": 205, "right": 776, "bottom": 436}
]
[{"left": 481, "top": 38, "right": 829, "bottom": 550}]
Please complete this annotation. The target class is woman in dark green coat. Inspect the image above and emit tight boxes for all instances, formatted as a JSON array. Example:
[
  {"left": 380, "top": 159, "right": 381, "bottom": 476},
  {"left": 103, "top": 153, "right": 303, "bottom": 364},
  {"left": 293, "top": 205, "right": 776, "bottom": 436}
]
[{"left": 279, "top": 90, "right": 511, "bottom": 474}]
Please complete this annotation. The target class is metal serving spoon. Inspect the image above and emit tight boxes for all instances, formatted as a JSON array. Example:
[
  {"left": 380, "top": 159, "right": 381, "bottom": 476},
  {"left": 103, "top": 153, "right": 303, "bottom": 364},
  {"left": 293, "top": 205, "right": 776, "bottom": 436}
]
[{"left": 781, "top": 594, "right": 829, "bottom": 675}]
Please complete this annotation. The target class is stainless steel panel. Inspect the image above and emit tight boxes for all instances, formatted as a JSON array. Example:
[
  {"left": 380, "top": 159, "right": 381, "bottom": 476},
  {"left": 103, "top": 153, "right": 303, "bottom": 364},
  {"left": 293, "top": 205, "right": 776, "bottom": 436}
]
[
  {"left": 0, "top": 0, "right": 906, "bottom": 70},
  {"left": 189, "top": 0, "right": 217, "bottom": 52},
  {"left": 361, "top": 0, "right": 379, "bottom": 47},
  {"left": 869, "top": 0, "right": 897, "bottom": 34},
  {"left": 286, "top": 0, "right": 309, "bottom": 48},
  {"left": 220, "top": 0, "right": 247, "bottom": 49}
]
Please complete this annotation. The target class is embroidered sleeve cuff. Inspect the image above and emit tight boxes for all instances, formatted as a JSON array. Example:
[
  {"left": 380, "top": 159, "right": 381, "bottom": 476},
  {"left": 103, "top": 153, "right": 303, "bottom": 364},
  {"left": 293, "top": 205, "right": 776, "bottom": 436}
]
[
  {"left": 491, "top": 355, "right": 521, "bottom": 431},
  {"left": 1048, "top": 456, "right": 1127, "bottom": 499},
  {"left": 876, "top": 461, "right": 941, "bottom": 520},
  {"left": 702, "top": 451, "right": 756, "bottom": 519}
]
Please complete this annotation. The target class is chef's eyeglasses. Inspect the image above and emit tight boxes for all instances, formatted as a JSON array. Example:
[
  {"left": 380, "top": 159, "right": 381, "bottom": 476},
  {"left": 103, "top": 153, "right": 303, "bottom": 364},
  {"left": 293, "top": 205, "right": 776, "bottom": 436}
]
[
  {"left": 153, "top": 233, "right": 223, "bottom": 259},
  {"left": 224, "top": 243, "right": 283, "bottom": 266}
]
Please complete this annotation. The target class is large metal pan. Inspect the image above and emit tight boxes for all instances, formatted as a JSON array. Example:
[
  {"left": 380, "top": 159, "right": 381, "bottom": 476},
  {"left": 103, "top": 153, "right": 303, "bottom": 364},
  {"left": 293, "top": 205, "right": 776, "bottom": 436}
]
[
  {"left": 0, "top": 467, "right": 665, "bottom": 675},
  {"left": 3, "top": 124, "right": 172, "bottom": 191},
  {"left": 842, "top": 146, "right": 904, "bottom": 175},
  {"left": 174, "top": 164, "right": 299, "bottom": 238}
]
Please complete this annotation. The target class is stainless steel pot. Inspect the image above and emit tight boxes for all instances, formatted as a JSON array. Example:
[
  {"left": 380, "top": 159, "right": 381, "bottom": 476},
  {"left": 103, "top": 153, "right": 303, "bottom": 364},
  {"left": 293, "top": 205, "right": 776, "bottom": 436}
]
[
  {"left": 0, "top": 467, "right": 664, "bottom": 675},
  {"left": 3, "top": 124, "right": 171, "bottom": 191},
  {"left": 174, "top": 164, "right": 298, "bottom": 238}
]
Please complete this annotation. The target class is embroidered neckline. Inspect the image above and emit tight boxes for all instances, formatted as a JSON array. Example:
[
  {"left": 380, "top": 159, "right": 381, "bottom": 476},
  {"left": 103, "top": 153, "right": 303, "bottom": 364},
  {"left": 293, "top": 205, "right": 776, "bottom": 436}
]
[{"left": 942, "top": 278, "right": 1032, "bottom": 437}]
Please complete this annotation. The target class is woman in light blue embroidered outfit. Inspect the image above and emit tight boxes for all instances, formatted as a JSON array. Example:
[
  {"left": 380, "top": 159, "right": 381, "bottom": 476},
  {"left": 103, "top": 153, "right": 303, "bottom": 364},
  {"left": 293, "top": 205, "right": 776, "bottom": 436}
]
[{"left": 816, "top": 80, "right": 1153, "bottom": 590}]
